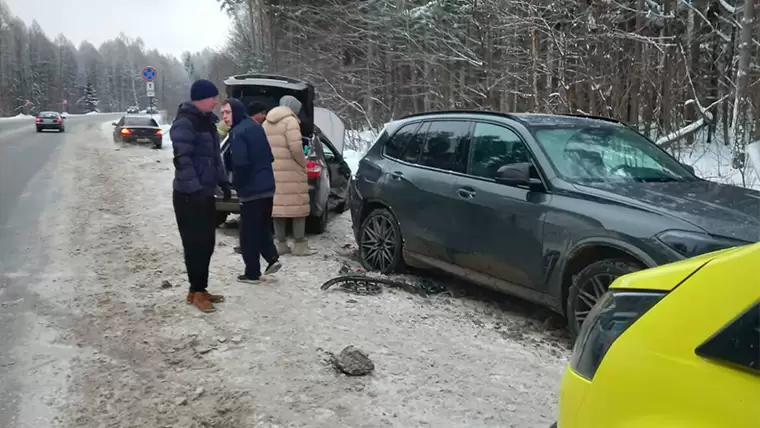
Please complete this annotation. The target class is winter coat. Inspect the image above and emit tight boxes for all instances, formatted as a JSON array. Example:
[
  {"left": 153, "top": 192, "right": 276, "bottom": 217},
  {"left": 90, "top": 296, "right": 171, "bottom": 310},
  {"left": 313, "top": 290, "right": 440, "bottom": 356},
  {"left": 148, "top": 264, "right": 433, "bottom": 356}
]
[
  {"left": 170, "top": 102, "right": 228, "bottom": 196},
  {"left": 263, "top": 106, "right": 310, "bottom": 218},
  {"left": 227, "top": 98, "right": 276, "bottom": 201}
]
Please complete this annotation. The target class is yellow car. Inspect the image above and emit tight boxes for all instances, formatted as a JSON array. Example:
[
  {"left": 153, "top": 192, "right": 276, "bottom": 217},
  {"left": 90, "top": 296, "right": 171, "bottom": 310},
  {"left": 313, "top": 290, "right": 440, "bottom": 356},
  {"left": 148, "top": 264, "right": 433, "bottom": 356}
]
[{"left": 556, "top": 243, "right": 759, "bottom": 428}]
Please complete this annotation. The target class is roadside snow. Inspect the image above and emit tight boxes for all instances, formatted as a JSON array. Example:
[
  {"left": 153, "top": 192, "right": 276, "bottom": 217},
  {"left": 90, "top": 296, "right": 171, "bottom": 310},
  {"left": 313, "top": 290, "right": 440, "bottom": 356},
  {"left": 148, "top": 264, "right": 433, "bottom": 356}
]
[
  {"left": 0, "top": 113, "right": 34, "bottom": 121},
  {"left": 66, "top": 119, "right": 568, "bottom": 427}
]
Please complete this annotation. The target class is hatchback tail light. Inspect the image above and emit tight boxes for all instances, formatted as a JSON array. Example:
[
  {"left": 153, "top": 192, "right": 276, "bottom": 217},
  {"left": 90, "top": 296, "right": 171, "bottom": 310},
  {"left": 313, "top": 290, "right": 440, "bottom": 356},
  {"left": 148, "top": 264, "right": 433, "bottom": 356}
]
[
  {"left": 306, "top": 160, "right": 322, "bottom": 179},
  {"left": 35, "top": 117, "right": 41, "bottom": 123},
  {"left": 55, "top": 118, "right": 61, "bottom": 124},
  {"left": 120, "top": 128, "right": 131, "bottom": 135},
  {"left": 570, "top": 290, "right": 665, "bottom": 380},
  {"left": 156, "top": 129, "right": 163, "bottom": 137}
]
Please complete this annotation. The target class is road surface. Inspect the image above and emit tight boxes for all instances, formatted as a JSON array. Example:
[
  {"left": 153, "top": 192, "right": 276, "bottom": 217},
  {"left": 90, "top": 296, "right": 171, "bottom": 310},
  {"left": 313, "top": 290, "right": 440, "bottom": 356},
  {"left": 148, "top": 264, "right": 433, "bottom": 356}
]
[{"left": 0, "top": 113, "right": 120, "bottom": 428}]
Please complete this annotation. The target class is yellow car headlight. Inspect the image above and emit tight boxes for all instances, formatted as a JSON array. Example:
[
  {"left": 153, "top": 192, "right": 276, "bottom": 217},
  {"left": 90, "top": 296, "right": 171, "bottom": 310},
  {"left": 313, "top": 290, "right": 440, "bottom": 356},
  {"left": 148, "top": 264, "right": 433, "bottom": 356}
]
[{"left": 570, "top": 290, "right": 665, "bottom": 380}]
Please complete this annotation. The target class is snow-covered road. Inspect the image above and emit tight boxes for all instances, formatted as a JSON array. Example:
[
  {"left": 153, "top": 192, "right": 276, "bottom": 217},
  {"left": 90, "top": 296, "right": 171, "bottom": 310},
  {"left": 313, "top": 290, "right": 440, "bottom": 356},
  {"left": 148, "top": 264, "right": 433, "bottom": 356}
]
[{"left": 9, "top": 119, "right": 571, "bottom": 427}]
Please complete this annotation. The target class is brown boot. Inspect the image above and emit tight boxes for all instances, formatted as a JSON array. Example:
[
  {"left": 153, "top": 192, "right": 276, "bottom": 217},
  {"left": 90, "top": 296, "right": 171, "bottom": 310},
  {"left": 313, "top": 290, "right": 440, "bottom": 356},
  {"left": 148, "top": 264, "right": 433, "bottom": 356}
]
[
  {"left": 190, "top": 292, "right": 215, "bottom": 313},
  {"left": 186, "top": 291, "right": 225, "bottom": 304}
]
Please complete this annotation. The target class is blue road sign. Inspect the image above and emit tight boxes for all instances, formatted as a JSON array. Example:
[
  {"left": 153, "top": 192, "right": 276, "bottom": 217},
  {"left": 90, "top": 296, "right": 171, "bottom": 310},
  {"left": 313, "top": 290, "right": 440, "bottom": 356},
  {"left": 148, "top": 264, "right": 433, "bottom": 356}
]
[{"left": 142, "top": 66, "right": 157, "bottom": 82}]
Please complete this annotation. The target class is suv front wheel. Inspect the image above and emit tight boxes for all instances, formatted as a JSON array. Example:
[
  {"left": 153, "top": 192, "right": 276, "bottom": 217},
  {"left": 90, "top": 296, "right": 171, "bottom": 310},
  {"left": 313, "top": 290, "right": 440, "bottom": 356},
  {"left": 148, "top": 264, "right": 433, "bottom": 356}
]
[
  {"left": 566, "top": 259, "right": 641, "bottom": 337},
  {"left": 358, "top": 208, "right": 404, "bottom": 274}
]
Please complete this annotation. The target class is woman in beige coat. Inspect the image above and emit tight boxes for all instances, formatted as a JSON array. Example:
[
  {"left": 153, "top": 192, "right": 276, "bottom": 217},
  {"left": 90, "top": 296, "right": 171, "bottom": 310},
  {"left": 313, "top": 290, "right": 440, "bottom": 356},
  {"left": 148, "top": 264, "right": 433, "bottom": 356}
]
[{"left": 263, "top": 95, "right": 316, "bottom": 256}]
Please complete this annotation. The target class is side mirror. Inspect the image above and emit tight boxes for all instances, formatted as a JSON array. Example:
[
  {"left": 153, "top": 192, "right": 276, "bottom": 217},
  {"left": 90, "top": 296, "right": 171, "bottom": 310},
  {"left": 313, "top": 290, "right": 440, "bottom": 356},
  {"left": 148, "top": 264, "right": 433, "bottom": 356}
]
[
  {"left": 495, "top": 162, "right": 542, "bottom": 187},
  {"left": 112, "top": 122, "right": 118, "bottom": 126},
  {"left": 681, "top": 163, "right": 695, "bottom": 175}
]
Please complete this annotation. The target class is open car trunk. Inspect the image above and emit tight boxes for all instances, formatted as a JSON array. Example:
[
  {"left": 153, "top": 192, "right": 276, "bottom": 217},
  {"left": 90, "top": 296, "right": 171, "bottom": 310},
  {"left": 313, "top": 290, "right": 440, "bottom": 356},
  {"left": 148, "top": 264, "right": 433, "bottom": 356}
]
[
  {"left": 224, "top": 75, "right": 345, "bottom": 154},
  {"left": 225, "top": 74, "right": 316, "bottom": 136}
]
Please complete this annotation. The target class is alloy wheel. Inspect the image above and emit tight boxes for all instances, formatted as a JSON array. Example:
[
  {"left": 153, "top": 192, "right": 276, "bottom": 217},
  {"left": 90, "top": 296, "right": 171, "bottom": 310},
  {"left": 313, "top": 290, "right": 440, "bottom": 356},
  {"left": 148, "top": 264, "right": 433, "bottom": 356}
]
[
  {"left": 360, "top": 215, "right": 398, "bottom": 271},
  {"left": 573, "top": 272, "right": 615, "bottom": 327}
]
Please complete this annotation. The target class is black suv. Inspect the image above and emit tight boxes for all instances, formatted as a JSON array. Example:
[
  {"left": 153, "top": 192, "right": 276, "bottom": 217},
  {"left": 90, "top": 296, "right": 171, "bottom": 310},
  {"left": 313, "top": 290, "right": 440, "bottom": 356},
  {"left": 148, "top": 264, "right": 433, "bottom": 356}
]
[
  {"left": 215, "top": 74, "right": 352, "bottom": 233},
  {"left": 349, "top": 111, "right": 760, "bottom": 334}
]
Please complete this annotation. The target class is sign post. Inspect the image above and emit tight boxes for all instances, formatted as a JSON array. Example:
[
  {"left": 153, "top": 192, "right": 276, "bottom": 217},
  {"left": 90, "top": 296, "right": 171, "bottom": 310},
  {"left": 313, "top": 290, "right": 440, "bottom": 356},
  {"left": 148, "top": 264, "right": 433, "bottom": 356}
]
[{"left": 142, "top": 66, "right": 157, "bottom": 100}]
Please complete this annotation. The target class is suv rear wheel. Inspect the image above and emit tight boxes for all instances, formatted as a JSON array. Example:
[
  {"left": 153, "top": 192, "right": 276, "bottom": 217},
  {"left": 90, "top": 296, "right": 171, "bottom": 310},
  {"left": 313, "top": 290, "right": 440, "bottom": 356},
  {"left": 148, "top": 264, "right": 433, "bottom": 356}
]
[
  {"left": 566, "top": 259, "right": 641, "bottom": 337},
  {"left": 215, "top": 211, "right": 229, "bottom": 228},
  {"left": 306, "top": 203, "right": 328, "bottom": 234},
  {"left": 358, "top": 208, "right": 404, "bottom": 274}
]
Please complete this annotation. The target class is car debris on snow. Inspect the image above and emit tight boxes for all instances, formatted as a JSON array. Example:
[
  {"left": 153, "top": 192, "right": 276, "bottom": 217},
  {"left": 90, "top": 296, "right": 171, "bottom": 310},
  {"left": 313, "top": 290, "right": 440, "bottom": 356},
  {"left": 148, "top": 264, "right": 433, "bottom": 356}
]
[{"left": 330, "top": 345, "right": 375, "bottom": 376}]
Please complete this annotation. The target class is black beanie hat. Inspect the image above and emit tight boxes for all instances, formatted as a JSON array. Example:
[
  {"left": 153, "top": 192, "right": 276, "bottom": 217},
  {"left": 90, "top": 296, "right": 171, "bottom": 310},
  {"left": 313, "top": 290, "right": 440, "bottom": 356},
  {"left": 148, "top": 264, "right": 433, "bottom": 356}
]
[{"left": 190, "top": 79, "right": 219, "bottom": 101}]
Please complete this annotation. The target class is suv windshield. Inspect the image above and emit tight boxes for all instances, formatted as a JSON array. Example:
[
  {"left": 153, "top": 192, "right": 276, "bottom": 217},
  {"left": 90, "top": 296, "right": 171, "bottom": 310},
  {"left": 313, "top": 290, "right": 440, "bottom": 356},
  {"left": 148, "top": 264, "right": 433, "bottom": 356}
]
[{"left": 532, "top": 126, "right": 697, "bottom": 184}]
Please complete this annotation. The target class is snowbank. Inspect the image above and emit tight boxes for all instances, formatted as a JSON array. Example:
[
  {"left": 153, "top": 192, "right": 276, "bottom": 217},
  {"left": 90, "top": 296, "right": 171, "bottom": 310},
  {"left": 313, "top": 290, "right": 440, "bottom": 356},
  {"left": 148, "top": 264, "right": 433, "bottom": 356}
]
[
  {"left": 0, "top": 113, "right": 34, "bottom": 121},
  {"left": 672, "top": 142, "right": 760, "bottom": 190}
]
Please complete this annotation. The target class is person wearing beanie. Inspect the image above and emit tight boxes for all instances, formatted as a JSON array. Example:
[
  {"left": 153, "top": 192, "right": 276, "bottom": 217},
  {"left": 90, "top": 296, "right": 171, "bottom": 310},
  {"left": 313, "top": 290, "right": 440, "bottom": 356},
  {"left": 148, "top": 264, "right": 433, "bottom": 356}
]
[
  {"left": 262, "top": 95, "right": 316, "bottom": 256},
  {"left": 170, "top": 79, "right": 231, "bottom": 313}
]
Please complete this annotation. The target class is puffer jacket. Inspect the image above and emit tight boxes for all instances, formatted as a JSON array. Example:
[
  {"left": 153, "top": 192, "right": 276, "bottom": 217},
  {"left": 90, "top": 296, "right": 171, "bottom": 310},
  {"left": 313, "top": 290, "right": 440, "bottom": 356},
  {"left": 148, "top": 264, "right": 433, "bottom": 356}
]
[
  {"left": 170, "top": 101, "right": 228, "bottom": 196},
  {"left": 263, "top": 106, "right": 309, "bottom": 218}
]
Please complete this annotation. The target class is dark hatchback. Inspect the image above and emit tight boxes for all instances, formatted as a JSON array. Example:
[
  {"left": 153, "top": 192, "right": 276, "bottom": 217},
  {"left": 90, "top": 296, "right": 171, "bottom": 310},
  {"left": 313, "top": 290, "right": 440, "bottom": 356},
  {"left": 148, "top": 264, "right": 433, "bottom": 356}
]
[
  {"left": 349, "top": 111, "right": 760, "bottom": 334},
  {"left": 214, "top": 74, "right": 352, "bottom": 233},
  {"left": 112, "top": 114, "right": 163, "bottom": 149}
]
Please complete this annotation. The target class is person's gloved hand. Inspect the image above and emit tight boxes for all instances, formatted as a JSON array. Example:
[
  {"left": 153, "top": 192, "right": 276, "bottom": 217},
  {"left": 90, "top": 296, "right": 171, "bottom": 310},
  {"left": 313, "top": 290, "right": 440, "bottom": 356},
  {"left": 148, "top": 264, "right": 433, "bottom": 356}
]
[{"left": 220, "top": 184, "right": 232, "bottom": 201}]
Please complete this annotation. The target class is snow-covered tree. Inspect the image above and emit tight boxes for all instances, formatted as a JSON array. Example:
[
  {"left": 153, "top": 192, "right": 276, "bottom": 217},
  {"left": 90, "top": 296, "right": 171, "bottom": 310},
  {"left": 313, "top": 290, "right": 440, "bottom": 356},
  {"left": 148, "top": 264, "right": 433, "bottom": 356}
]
[{"left": 82, "top": 82, "right": 98, "bottom": 112}]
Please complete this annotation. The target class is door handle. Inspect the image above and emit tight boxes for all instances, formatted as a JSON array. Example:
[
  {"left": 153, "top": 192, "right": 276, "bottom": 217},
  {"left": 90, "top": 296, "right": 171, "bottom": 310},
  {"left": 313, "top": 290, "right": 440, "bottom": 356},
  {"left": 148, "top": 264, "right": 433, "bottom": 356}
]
[
  {"left": 457, "top": 188, "right": 476, "bottom": 199},
  {"left": 391, "top": 171, "right": 403, "bottom": 181}
]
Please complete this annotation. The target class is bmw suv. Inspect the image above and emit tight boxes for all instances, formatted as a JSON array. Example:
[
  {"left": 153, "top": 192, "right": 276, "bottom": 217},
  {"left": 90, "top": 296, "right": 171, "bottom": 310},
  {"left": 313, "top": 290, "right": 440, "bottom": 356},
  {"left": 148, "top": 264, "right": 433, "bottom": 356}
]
[{"left": 348, "top": 111, "right": 760, "bottom": 334}]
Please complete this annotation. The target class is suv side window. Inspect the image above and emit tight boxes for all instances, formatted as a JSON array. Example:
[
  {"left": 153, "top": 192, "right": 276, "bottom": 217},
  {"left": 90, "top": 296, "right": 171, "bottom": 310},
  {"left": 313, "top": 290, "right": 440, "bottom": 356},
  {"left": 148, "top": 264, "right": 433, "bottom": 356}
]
[
  {"left": 418, "top": 120, "right": 471, "bottom": 173},
  {"left": 398, "top": 122, "right": 427, "bottom": 164},
  {"left": 695, "top": 302, "right": 759, "bottom": 374},
  {"left": 384, "top": 122, "right": 420, "bottom": 160},
  {"left": 468, "top": 122, "right": 532, "bottom": 179}
]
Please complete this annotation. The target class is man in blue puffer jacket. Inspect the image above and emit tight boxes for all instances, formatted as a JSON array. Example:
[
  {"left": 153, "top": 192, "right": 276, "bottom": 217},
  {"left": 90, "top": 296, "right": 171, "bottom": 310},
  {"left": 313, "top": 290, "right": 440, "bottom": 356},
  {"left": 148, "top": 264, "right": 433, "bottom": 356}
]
[
  {"left": 171, "top": 79, "right": 232, "bottom": 313},
  {"left": 221, "top": 98, "right": 282, "bottom": 283}
]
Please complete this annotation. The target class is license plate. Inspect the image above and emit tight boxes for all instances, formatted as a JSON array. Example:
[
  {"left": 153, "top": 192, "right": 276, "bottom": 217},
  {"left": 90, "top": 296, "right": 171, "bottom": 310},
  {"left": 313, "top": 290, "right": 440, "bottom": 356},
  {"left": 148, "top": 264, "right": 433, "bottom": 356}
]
[{"left": 137, "top": 138, "right": 150, "bottom": 142}]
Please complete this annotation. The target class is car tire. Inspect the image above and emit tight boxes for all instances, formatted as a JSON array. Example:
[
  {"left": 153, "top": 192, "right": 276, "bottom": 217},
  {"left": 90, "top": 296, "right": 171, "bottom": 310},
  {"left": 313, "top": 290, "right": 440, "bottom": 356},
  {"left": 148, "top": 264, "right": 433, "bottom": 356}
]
[
  {"left": 153, "top": 142, "right": 162, "bottom": 150},
  {"left": 215, "top": 211, "right": 229, "bottom": 228},
  {"left": 566, "top": 258, "right": 642, "bottom": 337},
  {"left": 358, "top": 208, "right": 404, "bottom": 274},
  {"left": 36, "top": 127, "right": 41, "bottom": 132},
  {"left": 59, "top": 127, "right": 65, "bottom": 132},
  {"left": 306, "top": 203, "right": 329, "bottom": 234}
]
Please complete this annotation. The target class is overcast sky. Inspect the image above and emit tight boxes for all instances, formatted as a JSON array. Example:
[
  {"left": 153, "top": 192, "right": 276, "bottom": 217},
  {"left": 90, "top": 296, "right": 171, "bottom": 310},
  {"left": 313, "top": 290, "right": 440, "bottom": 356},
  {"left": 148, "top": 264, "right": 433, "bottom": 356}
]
[{"left": 6, "top": 0, "right": 230, "bottom": 58}]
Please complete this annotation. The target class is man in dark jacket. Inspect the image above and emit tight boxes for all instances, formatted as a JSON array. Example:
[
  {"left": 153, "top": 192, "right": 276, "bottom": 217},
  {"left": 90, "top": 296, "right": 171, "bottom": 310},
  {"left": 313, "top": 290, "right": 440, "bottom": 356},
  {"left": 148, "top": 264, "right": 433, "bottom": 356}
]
[
  {"left": 221, "top": 98, "right": 281, "bottom": 283},
  {"left": 171, "top": 79, "right": 232, "bottom": 312}
]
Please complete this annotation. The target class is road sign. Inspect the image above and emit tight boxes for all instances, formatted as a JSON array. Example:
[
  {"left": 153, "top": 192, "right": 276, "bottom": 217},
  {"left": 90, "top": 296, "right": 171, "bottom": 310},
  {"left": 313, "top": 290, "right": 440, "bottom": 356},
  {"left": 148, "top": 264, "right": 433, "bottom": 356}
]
[
  {"left": 142, "top": 66, "right": 157, "bottom": 82},
  {"left": 147, "top": 90, "right": 155, "bottom": 97},
  {"left": 146, "top": 82, "right": 154, "bottom": 91}
]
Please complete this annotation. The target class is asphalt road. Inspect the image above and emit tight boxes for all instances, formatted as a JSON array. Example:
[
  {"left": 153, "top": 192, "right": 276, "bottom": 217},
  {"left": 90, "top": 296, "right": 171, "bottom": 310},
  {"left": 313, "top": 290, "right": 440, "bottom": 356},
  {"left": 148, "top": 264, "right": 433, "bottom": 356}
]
[{"left": 0, "top": 113, "right": 120, "bottom": 427}]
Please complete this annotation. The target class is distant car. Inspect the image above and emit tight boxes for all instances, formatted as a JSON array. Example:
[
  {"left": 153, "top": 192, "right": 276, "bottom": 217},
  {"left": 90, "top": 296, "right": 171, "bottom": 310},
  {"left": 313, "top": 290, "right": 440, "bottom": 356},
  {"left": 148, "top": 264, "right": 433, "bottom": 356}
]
[
  {"left": 348, "top": 110, "right": 760, "bottom": 335},
  {"left": 556, "top": 242, "right": 759, "bottom": 428},
  {"left": 126, "top": 106, "right": 140, "bottom": 114},
  {"left": 112, "top": 114, "right": 163, "bottom": 149},
  {"left": 214, "top": 74, "right": 352, "bottom": 233},
  {"left": 145, "top": 106, "right": 159, "bottom": 114},
  {"left": 35, "top": 111, "right": 65, "bottom": 132}
]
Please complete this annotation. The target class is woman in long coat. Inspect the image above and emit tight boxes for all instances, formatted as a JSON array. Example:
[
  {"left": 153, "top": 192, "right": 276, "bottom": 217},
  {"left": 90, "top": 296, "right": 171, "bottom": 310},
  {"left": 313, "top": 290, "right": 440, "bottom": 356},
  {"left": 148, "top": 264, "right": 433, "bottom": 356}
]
[{"left": 262, "top": 95, "right": 316, "bottom": 256}]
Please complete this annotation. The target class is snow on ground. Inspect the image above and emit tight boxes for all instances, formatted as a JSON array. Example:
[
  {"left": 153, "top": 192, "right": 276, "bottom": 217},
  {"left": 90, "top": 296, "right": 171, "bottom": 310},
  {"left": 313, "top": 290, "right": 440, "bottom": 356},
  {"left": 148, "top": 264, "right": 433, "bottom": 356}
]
[
  {"left": 670, "top": 142, "right": 760, "bottom": 190},
  {"left": 78, "top": 119, "right": 568, "bottom": 427},
  {"left": 0, "top": 113, "right": 34, "bottom": 121}
]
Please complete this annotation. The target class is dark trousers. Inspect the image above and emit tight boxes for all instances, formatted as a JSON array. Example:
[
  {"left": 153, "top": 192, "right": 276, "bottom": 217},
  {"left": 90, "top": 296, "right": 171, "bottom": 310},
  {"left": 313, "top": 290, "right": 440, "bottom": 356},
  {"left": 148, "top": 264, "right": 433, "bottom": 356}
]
[
  {"left": 239, "top": 197, "right": 278, "bottom": 277},
  {"left": 173, "top": 191, "right": 216, "bottom": 292}
]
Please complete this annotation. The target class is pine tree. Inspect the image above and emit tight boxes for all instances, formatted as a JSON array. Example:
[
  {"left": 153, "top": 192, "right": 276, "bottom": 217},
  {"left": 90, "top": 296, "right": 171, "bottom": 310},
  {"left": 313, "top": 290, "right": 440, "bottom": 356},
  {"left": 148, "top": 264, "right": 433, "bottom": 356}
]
[{"left": 83, "top": 82, "right": 99, "bottom": 112}]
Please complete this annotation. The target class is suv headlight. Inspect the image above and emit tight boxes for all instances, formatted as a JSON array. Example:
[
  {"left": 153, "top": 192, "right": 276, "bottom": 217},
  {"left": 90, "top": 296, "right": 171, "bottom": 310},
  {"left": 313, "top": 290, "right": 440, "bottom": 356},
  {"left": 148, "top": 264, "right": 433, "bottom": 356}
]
[
  {"left": 570, "top": 290, "right": 665, "bottom": 380},
  {"left": 656, "top": 230, "right": 747, "bottom": 258}
]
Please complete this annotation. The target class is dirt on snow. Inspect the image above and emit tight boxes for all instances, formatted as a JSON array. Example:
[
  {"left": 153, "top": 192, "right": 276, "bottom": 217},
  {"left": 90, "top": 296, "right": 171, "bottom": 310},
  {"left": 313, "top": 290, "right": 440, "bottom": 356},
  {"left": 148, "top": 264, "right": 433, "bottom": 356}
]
[{"left": 26, "top": 122, "right": 569, "bottom": 427}]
